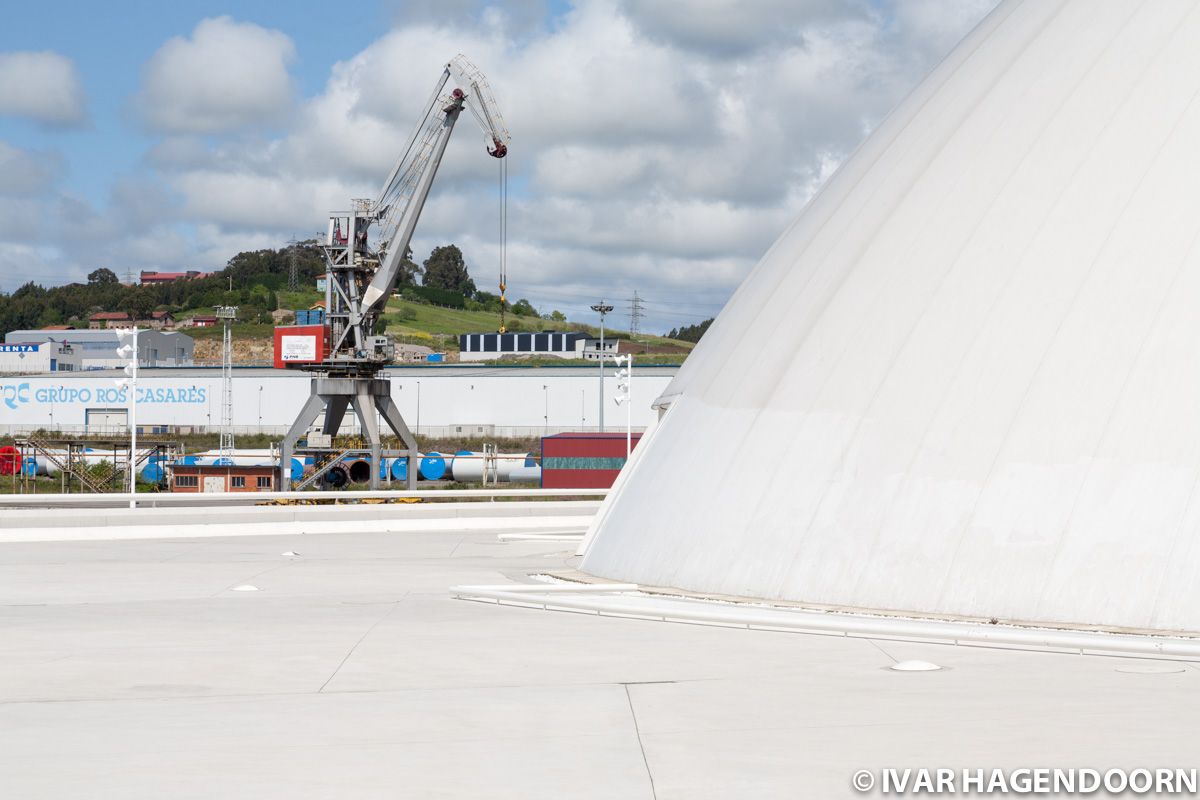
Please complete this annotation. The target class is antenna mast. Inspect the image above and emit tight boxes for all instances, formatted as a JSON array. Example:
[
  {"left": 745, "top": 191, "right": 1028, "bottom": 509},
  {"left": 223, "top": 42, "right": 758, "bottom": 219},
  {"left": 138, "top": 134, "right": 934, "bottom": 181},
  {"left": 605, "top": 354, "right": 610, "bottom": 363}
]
[
  {"left": 287, "top": 239, "right": 299, "bottom": 291},
  {"left": 215, "top": 305, "right": 238, "bottom": 458}
]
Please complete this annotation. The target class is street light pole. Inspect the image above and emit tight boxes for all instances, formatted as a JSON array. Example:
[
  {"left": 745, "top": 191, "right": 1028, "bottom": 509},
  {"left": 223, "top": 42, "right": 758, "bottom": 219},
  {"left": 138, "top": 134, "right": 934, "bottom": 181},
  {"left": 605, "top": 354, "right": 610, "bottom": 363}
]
[
  {"left": 590, "top": 301, "right": 613, "bottom": 431},
  {"left": 129, "top": 330, "right": 137, "bottom": 504},
  {"left": 613, "top": 354, "right": 633, "bottom": 458},
  {"left": 625, "top": 355, "right": 632, "bottom": 458},
  {"left": 115, "top": 327, "right": 139, "bottom": 508},
  {"left": 543, "top": 384, "right": 549, "bottom": 434}
]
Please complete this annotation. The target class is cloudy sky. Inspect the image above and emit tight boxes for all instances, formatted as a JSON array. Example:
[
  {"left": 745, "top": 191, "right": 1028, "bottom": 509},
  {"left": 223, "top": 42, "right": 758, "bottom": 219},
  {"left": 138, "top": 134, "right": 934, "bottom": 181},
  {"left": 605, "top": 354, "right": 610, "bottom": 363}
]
[{"left": 0, "top": 0, "right": 998, "bottom": 334}]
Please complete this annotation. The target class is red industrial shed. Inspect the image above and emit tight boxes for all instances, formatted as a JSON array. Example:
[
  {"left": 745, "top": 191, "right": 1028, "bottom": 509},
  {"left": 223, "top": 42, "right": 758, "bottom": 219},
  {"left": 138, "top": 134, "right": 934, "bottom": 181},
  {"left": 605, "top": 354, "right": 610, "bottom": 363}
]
[
  {"left": 540, "top": 432, "right": 643, "bottom": 489},
  {"left": 172, "top": 464, "right": 277, "bottom": 493}
]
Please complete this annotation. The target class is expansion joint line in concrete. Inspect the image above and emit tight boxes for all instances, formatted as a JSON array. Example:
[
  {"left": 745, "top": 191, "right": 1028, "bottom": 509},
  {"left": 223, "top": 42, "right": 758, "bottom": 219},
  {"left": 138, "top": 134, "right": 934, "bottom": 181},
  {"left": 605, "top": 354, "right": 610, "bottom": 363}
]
[
  {"left": 622, "top": 683, "right": 658, "bottom": 800},
  {"left": 448, "top": 583, "right": 1200, "bottom": 662},
  {"left": 318, "top": 594, "right": 408, "bottom": 693}
]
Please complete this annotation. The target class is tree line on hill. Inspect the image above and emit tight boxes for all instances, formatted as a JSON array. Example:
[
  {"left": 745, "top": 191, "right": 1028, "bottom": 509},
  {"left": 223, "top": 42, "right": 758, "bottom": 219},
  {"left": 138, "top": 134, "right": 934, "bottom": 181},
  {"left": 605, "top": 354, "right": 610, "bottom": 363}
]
[
  {"left": 666, "top": 318, "right": 714, "bottom": 343},
  {"left": 0, "top": 242, "right": 559, "bottom": 336}
]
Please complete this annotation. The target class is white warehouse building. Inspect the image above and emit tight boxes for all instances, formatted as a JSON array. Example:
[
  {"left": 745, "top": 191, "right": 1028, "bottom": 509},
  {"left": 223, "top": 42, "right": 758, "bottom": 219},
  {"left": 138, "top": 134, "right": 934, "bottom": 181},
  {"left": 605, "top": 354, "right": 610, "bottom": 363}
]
[
  {"left": 0, "top": 365, "right": 676, "bottom": 436},
  {"left": 3, "top": 329, "right": 194, "bottom": 370},
  {"left": 0, "top": 341, "right": 82, "bottom": 374}
]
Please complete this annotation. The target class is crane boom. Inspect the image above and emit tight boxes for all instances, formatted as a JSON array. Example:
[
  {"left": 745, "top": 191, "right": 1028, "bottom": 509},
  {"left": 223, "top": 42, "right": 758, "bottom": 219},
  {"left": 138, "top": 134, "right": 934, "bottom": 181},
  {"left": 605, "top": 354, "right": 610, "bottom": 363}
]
[
  {"left": 315, "top": 55, "right": 510, "bottom": 371},
  {"left": 361, "top": 88, "right": 465, "bottom": 313}
]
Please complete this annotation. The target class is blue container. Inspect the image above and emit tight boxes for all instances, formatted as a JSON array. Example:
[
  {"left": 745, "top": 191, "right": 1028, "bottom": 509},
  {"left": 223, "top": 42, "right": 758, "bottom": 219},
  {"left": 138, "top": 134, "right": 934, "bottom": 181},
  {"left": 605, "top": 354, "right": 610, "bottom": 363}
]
[
  {"left": 426, "top": 353, "right": 444, "bottom": 363},
  {"left": 379, "top": 458, "right": 390, "bottom": 480},
  {"left": 290, "top": 458, "right": 304, "bottom": 480},
  {"left": 213, "top": 457, "right": 234, "bottom": 466},
  {"left": 418, "top": 452, "right": 447, "bottom": 481},
  {"left": 22, "top": 456, "right": 38, "bottom": 477},
  {"left": 390, "top": 457, "right": 409, "bottom": 482},
  {"left": 177, "top": 455, "right": 198, "bottom": 466},
  {"left": 141, "top": 462, "right": 164, "bottom": 483}
]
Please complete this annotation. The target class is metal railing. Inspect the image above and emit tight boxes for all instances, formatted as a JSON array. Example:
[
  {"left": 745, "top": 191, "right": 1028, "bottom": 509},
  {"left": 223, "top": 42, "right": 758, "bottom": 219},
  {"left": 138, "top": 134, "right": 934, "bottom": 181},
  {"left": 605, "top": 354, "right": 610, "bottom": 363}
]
[
  {"left": 0, "top": 487, "right": 609, "bottom": 509},
  {"left": 0, "top": 424, "right": 647, "bottom": 438}
]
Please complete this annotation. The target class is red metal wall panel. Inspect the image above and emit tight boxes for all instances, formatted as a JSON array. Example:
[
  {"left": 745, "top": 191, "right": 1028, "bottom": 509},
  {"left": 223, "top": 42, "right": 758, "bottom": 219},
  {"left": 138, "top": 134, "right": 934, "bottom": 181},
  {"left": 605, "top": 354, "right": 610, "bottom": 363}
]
[
  {"left": 540, "top": 432, "right": 642, "bottom": 489},
  {"left": 542, "top": 469, "right": 623, "bottom": 489}
]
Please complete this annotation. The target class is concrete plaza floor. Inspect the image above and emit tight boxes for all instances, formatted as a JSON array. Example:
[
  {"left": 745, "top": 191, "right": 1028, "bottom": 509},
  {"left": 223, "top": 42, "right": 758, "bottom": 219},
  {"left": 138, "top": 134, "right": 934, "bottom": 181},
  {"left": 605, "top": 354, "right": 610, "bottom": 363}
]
[{"left": 2, "top": 528, "right": 1198, "bottom": 798}]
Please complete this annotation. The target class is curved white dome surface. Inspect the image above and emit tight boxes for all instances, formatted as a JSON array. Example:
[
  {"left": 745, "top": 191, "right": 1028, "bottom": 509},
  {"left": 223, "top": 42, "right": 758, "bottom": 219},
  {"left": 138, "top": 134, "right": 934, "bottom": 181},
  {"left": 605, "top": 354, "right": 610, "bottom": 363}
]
[{"left": 581, "top": 0, "right": 1200, "bottom": 634}]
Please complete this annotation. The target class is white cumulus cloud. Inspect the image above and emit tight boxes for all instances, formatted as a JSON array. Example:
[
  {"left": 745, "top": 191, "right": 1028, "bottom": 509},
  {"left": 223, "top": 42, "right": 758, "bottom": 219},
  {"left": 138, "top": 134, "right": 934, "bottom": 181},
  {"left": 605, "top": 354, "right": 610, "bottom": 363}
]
[
  {"left": 7, "top": 0, "right": 1002, "bottom": 331},
  {"left": 136, "top": 16, "right": 297, "bottom": 134},
  {"left": 0, "top": 142, "right": 64, "bottom": 194},
  {"left": 0, "top": 51, "right": 88, "bottom": 127}
]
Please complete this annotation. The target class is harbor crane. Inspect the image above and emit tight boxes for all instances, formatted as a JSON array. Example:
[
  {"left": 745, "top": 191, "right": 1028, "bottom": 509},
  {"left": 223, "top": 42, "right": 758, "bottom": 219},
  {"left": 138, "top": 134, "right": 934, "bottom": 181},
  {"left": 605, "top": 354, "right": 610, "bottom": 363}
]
[{"left": 279, "top": 55, "right": 510, "bottom": 489}]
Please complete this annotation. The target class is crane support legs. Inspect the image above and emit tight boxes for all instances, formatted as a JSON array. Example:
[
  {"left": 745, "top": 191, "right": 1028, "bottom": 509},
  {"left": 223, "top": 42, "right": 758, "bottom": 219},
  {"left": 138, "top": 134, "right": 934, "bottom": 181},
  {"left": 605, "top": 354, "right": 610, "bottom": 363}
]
[{"left": 279, "top": 377, "right": 418, "bottom": 491}]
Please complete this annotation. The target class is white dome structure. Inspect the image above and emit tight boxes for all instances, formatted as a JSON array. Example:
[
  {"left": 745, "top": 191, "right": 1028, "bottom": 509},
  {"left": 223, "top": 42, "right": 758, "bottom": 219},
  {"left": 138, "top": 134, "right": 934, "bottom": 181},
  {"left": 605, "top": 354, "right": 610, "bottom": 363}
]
[{"left": 581, "top": 0, "right": 1200, "bottom": 634}]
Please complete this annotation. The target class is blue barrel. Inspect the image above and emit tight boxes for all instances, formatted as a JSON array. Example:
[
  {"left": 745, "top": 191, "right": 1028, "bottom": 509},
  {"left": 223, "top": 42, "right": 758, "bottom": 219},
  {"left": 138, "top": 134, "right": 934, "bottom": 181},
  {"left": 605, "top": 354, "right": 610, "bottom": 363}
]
[
  {"left": 22, "top": 456, "right": 38, "bottom": 477},
  {"left": 379, "top": 458, "right": 390, "bottom": 480},
  {"left": 419, "top": 452, "right": 446, "bottom": 481},
  {"left": 390, "top": 457, "right": 409, "bottom": 482}
]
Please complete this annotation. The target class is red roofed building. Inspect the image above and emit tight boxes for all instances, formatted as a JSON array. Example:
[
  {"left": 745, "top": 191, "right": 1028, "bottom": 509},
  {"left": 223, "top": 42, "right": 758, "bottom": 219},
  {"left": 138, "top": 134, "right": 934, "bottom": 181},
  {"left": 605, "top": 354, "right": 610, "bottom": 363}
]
[
  {"left": 140, "top": 270, "right": 214, "bottom": 284},
  {"left": 147, "top": 310, "right": 176, "bottom": 329},
  {"left": 185, "top": 315, "right": 218, "bottom": 328},
  {"left": 89, "top": 311, "right": 131, "bottom": 329}
]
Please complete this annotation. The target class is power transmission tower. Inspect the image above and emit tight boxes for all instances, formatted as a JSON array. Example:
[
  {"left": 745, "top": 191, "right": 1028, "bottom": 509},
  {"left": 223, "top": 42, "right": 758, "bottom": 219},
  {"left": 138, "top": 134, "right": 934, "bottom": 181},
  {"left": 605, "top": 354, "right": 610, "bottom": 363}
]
[
  {"left": 629, "top": 290, "right": 645, "bottom": 338},
  {"left": 287, "top": 238, "right": 299, "bottom": 291},
  {"left": 126, "top": 268, "right": 135, "bottom": 286}
]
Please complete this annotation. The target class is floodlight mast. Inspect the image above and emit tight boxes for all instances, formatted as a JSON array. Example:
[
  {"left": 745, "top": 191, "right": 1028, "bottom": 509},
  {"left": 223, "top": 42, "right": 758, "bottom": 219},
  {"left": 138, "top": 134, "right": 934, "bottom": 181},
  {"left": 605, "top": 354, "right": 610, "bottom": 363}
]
[
  {"left": 279, "top": 55, "right": 510, "bottom": 491},
  {"left": 591, "top": 302, "right": 614, "bottom": 430}
]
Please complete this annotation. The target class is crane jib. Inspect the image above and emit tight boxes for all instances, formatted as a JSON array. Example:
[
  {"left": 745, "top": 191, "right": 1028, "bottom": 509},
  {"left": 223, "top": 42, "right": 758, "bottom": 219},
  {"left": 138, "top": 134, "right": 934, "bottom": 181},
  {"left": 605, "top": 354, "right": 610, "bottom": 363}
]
[{"left": 313, "top": 53, "right": 511, "bottom": 365}]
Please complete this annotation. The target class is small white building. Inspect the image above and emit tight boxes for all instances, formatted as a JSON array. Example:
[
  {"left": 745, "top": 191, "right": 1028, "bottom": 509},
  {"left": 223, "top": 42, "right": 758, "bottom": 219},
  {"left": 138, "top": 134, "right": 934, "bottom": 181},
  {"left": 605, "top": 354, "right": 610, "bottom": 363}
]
[
  {"left": 3, "top": 330, "right": 194, "bottom": 370},
  {"left": 0, "top": 341, "right": 82, "bottom": 374},
  {"left": 578, "top": 337, "right": 620, "bottom": 361},
  {"left": 458, "top": 332, "right": 621, "bottom": 362}
]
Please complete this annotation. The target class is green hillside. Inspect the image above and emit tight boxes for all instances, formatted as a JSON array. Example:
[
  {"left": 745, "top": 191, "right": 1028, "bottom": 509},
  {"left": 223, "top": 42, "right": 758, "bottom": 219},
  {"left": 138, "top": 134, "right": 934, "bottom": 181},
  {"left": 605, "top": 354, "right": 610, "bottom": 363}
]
[
  {"left": 379, "top": 297, "right": 696, "bottom": 357},
  {"left": 0, "top": 240, "right": 703, "bottom": 364}
]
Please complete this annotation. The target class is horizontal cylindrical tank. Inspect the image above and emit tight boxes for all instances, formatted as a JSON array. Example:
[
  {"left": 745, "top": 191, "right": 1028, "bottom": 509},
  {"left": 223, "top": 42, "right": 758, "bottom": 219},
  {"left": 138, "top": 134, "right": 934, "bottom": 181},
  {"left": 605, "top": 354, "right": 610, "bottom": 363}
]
[
  {"left": 391, "top": 457, "right": 409, "bottom": 482},
  {"left": 418, "top": 452, "right": 447, "bottom": 481},
  {"left": 450, "top": 452, "right": 536, "bottom": 483},
  {"left": 192, "top": 450, "right": 314, "bottom": 467},
  {"left": 322, "top": 464, "right": 349, "bottom": 488},
  {"left": 508, "top": 465, "right": 542, "bottom": 483},
  {"left": 346, "top": 459, "right": 372, "bottom": 484},
  {"left": 181, "top": 456, "right": 304, "bottom": 480},
  {"left": 0, "top": 446, "right": 18, "bottom": 475}
]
